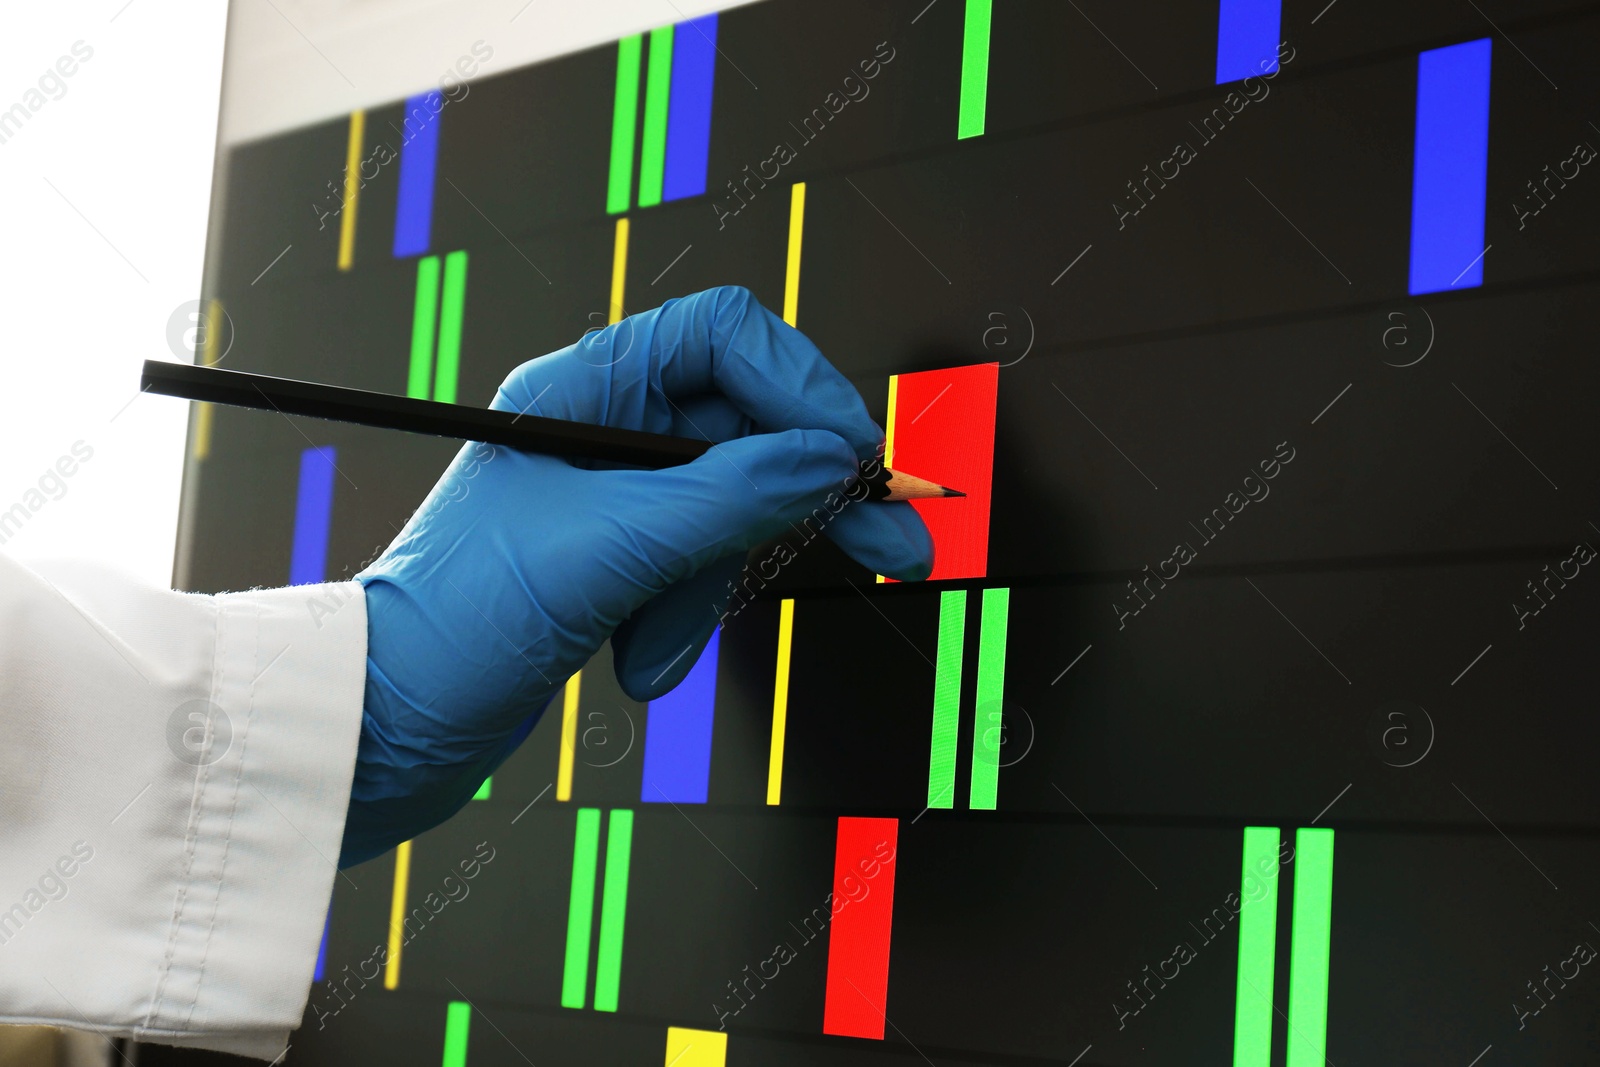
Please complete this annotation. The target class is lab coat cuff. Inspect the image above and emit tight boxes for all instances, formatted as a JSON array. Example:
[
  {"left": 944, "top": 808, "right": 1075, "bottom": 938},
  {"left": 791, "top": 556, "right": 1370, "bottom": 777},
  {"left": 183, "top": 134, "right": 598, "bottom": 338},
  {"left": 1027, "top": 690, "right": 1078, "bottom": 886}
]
[{"left": 147, "top": 579, "right": 367, "bottom": 1059}]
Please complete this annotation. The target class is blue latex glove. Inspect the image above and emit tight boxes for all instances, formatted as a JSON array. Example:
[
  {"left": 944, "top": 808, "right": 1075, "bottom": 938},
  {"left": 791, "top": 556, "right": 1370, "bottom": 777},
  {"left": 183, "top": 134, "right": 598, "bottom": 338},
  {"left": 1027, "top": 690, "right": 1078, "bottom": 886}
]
[{"left": 341, "top": 286, "right": 933, "bottom": 866}]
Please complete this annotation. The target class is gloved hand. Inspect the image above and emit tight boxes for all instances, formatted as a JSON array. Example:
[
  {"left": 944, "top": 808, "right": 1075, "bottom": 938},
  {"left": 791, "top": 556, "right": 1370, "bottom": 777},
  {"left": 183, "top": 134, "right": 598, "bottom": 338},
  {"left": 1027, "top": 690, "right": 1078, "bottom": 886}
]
[{"left": 341, "top": 286, "right": 933, "bottom": 866}]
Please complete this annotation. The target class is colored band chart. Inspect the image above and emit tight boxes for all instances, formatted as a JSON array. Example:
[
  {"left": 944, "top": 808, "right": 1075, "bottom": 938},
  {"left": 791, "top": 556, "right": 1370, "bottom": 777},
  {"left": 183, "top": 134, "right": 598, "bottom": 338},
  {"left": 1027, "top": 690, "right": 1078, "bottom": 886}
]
[{"left": 182, "top": 1, "right": 1600, "bottom": 1063}]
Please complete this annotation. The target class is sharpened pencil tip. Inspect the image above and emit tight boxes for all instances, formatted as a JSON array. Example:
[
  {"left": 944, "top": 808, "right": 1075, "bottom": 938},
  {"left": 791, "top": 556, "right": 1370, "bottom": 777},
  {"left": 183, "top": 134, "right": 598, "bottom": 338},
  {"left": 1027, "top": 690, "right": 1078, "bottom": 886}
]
[{"left": 943, "top": 486, "right": 966, "bottom": 498}]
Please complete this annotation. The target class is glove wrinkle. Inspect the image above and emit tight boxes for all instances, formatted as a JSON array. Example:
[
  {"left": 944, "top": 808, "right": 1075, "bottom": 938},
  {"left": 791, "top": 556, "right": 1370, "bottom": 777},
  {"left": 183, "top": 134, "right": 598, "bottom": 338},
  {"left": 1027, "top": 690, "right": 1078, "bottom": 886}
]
[{"left": 344, "top": 287, "right": 933, "bottom": 865}]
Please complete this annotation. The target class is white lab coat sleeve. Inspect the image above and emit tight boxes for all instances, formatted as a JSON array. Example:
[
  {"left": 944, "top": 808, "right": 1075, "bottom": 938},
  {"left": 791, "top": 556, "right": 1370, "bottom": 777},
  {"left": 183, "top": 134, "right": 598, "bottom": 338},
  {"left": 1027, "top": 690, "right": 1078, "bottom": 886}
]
[{"left": 0, "top": 552, "right": 367, "bottom": 1062}]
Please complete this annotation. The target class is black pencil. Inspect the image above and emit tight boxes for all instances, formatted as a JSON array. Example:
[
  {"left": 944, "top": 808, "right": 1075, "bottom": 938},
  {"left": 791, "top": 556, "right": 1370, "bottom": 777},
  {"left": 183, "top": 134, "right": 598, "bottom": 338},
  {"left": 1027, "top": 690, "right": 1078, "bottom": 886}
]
[{"left": 141, "top": 360, "right": 965, "bottom": 502}]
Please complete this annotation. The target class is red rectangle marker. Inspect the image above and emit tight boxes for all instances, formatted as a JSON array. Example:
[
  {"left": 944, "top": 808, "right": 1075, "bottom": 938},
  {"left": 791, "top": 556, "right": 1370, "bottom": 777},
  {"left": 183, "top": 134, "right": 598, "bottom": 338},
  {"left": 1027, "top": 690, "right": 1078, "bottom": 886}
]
[
  {"left": 822, "top": 816, "right": 900, "bottom": 1039},
  {"left": 884, "top": 362, "right": 998, "bottom": 581}
]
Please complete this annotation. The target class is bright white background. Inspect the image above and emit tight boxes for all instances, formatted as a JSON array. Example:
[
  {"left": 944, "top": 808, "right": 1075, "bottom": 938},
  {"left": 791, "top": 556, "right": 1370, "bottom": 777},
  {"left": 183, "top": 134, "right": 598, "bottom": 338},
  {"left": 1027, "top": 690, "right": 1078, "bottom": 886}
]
[{"left": 0, "top": 1, "right": 226, "bottom": 586}]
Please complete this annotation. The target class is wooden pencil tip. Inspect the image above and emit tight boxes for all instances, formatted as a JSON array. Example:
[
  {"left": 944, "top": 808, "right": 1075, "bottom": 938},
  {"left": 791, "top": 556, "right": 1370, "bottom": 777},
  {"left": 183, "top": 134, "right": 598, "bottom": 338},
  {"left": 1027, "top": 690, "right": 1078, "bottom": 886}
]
[{"left": 879, "top": 467, "right": 969, "bottom": 502}]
